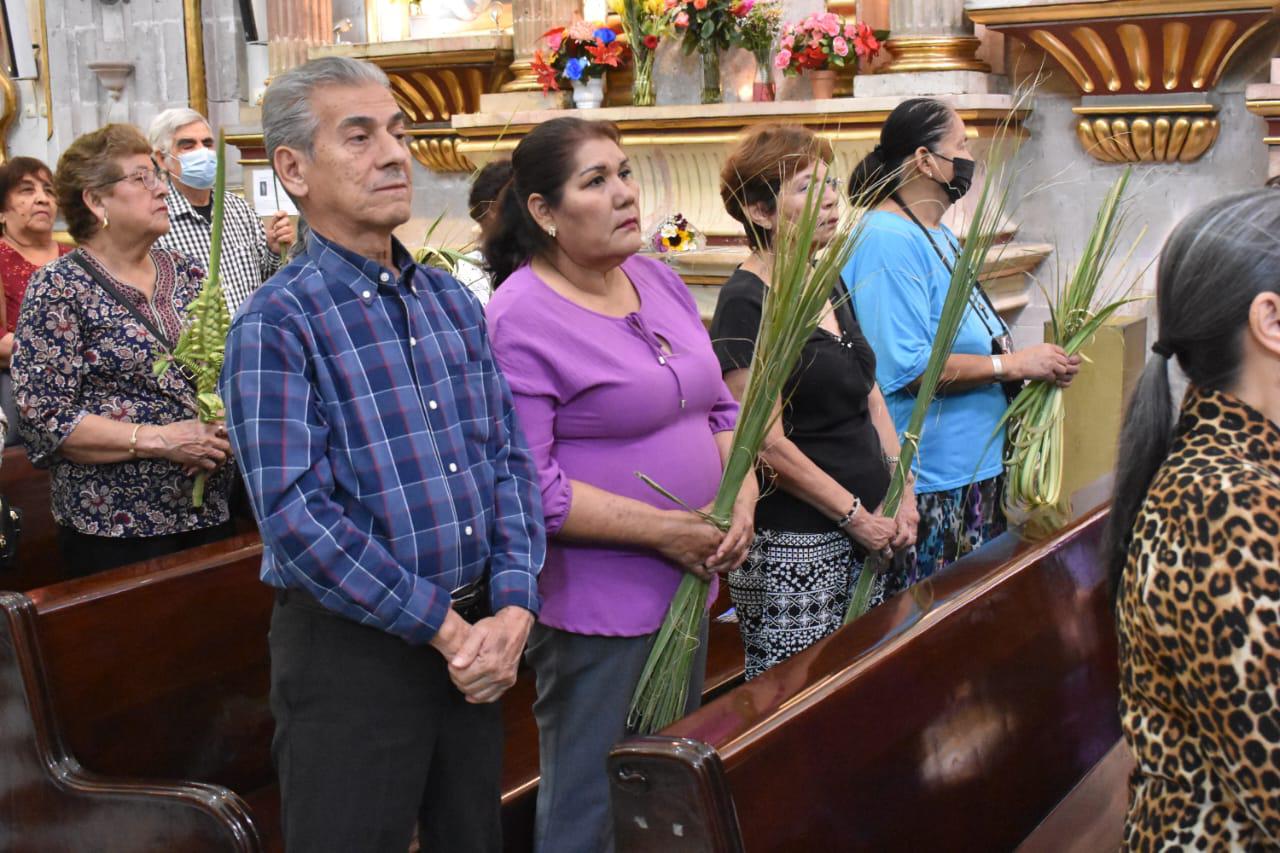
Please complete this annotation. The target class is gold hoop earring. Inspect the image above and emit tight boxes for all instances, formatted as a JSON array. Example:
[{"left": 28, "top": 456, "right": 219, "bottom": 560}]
[{"left": 546, "top": 224, "right": 557, "bottom": 238}]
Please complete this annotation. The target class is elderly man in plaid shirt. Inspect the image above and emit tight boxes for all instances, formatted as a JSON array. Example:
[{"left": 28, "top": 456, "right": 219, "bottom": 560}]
[
  {"left": 220, "top": 56, "right": 545, "bottom": 853},
  {"left": 150, "top": 108, "right": 296, "bottom": 314}
]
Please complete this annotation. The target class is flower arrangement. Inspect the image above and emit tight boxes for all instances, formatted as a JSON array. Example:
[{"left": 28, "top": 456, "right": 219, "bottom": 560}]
[
  {"left": 609, "top": 0, "right": 679, "bottom": 106},
  {"left": 648, "top": 213, "right": 700, "bottom": 254},
  {"left": 670, "top": 0, "right": 754, "bottom": 103},
  {"left": 531, "top": 18, "right": 626, "bottom": 92},
  {"left": 776, "top": 12, "right": 883, "bottom": 75},
  {"left": 736, "top": 0, "right": 782, "bottom": 66}
]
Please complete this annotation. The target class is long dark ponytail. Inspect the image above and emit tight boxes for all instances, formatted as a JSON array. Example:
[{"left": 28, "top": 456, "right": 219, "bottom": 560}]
[
  {"left": 481, "top": 117, "right": 622, "bottom": 288},
  {"left": 1106, "top": 189, "right": 1280, "bottom": 596},
  {"left": 847, "top": 98, "right": 954, "bottom": 208}
]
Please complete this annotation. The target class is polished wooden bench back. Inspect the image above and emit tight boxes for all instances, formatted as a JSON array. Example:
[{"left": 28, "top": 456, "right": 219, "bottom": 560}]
[
  {"left": 609, "top": 503, "right": 1121, "bottom": 852},
  {"left": 0, "top": 537, "right": 267, "bottom": 852},
  {"left": 0, "top": 446, "right": 60, "bottom": 590},
  {"left": 2, "top": 529, "right": 746, "bottom": 852}
]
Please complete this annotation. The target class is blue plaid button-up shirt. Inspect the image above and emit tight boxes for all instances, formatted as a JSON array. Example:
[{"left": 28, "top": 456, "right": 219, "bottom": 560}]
[{"left": 220, "top": 231, "right": 544, "bottom": 644}]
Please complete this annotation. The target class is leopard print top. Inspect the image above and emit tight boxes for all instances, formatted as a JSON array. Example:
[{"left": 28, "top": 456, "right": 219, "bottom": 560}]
[{"left": 1117, "top": 387, "right": 1280, "bottom": 851}]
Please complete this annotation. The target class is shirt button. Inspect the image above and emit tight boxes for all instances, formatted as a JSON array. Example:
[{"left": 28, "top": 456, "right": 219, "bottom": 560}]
[
  {"left": 379, "top": 272, "right": 389, "bottom": 283},
  {"left": 361, "top": 290, "right": 371, "bottom": 299},
  {"left": 464, "top": 525, "right": 473, "bottom": 536},
  {"left": 428, "top": 400, "right": 438, "bottom": 410},
  {"left": 449, "top": 462, "right": 458, "bottom": 473},
  {"left": 410, "top": 336, "right": 417, "bottom": 346},
  {"left": 658, "top": 356, "right": 667, "bottom": 365}
]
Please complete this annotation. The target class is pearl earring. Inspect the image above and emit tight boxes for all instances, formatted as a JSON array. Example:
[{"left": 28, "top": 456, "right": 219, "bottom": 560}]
[{"left": 546, "top": 224, "right": 557, "bottom": 238}]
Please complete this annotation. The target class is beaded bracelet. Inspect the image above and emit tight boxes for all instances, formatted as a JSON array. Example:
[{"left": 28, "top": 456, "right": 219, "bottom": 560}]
[{"left": 836, "top": 497, "right": 862, "bottom": 531}]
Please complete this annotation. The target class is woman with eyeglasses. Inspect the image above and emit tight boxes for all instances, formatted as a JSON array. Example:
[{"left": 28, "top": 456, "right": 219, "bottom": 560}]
[
  {"left": 842, "top": 98, "right": 1081, "bottom": 590},
  {"left": 11, "top": 124, "right": 236, "bottom": 574},
  {"left": 710, "top": 125, "right": 908, "bottom": 679}
]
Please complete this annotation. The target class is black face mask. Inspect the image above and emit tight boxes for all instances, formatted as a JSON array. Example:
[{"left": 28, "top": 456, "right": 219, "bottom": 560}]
[{"left": 930, "top": 152, "right": 975, "bottom": 203}]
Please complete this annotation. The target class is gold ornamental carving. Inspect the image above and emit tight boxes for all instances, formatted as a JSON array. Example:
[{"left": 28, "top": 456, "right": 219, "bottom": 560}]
[
  {"left": 183, "top": 0, "right": 209, "bottom": 117},
  {"left": 1074, "top": 109, "right": 1220, "bottom": 162},
  {"left": 881, "top": 36, "right": 992, "bottom": 73},
  {"left": 970, "top": 0, "right": 1276, "bottom": 164},
  {"left": 993, "top": 14, "right": 1272, "bottom": 95}
]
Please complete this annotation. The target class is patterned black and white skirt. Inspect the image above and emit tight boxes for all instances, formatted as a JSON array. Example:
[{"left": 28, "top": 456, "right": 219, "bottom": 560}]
[{"left": 727, "top": 528, "right": 886, "bottom": 680}]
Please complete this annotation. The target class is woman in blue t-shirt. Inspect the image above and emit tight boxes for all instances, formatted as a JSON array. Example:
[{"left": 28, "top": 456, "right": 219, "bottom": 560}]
[{"left": 841, "top": 98, "right": 1080, "bottom": 588}]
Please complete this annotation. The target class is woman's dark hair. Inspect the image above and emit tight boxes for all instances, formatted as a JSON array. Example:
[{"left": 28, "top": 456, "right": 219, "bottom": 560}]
[
  {"left": 482, "top": 117, "right": 622, "bottom": 288},
  {"left": 1106, "top": 189, "right": 1280, "bottom": 596},
  {"left": 847, "top": 98, "right": 955, "bottom": 207},
  {"left": 721, "top": 124, "right": 834, "bottom": 250},
  {"left": 469, "top": 159, "right": 512, "bottom": 223},
  {"left": 0, "top": 157, "right": 55, "bottom": 234}
]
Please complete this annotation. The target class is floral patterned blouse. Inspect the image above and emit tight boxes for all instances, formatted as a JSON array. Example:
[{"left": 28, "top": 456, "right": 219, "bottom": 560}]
[{"left": 11, "top": 248, "right": 232, "bottom": 538}]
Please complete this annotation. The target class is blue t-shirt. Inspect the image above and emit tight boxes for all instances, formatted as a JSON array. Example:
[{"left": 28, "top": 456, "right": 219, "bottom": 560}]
[{"left": 841, "top": 210, "right": 1007, "bottom": 493}]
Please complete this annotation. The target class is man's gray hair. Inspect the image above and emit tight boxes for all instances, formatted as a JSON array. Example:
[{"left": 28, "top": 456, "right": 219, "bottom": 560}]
[
  {"left": 148, "top": 107, "right": 210, "bottom": 153},
  {"left": 262, "top": 56, "right": 390, "bottom": 164}
]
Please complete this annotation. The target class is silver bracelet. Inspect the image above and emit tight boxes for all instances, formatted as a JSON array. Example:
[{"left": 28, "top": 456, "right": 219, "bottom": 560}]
[
  {"left": 883, "top": 452, "right": 900, "bottom": 467},
  {"left": 836, "top": 497, "right": 862, "bottom": 531},
  {"left": 991, "top": 354, "right": 1005, "bottom": 381}
]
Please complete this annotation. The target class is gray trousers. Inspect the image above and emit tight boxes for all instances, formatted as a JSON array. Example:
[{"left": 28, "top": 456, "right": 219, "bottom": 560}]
[{"left": 526, "top": 617, "right": 709, "bottom": 853}]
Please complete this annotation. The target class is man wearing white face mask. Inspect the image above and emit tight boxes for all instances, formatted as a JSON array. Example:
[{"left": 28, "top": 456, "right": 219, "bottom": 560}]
[{"left": 150, "top": 108, "right": 296, "bottom": 314}]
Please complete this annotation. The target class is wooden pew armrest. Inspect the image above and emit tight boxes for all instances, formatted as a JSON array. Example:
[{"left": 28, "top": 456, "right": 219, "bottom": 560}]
[
  {"left": 609, "top": 737, "right": 744, "bottom": 853},
  {"left": 0, "top": 591, "right": 264, "bottom": 852}
]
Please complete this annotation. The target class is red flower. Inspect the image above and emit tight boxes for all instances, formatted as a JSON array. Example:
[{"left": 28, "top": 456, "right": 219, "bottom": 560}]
[
  {"left": 643, "top": 34, "right": 659, "bottom": 49},
  {"left": 587, "top": 40, "right": 624, "bottom": 67},
  {"left": 854, "top": 22, "right": 881, "bottom": 59},
  {"left": 694, "top": 0, "right": 707, "bottom": 9},
  {"left": 531, "top": 49, "right": 560, "bottom": 92}
]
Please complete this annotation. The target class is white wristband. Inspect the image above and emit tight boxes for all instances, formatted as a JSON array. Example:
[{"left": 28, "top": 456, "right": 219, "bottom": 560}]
[{"left": 991, "top": 354, "right": 1005, "bottom": 381}]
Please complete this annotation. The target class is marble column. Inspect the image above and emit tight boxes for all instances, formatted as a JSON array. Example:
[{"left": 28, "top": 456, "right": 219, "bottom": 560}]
[
  {"left": 267, "top": 0, "right": 332, "bottom": 77},
  {"left": 882, "top": 0, "right": 989, "bottom": 73},
  {"left": 503, "top": 0, "right": 580, "bottom": 92}
]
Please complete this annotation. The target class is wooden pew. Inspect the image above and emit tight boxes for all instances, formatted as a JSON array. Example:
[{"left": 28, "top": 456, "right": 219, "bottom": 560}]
[
  {"left": 608, "top": 499, "right": 1125, "bottom": 851},
  {"left": 1, "top": 532, "right": 746, "bottom": 851},
  {"left": 0, "top": 446, "right": 60, "bottom": 590}
]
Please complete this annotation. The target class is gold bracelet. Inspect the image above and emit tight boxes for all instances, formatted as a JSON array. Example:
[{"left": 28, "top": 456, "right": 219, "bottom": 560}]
[{"left": 130, "top": 424, "right": 142, "bottom": 458}]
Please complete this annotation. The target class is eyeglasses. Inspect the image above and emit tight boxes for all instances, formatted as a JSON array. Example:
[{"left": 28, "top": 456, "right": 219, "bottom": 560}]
[{"left": 97, "top": 162, "right": 166, "bottom": 192}]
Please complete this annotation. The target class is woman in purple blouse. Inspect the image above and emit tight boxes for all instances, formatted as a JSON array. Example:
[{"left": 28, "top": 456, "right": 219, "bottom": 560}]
[{"left": 485, "top": 116, "right": 755, "bottom": 853}]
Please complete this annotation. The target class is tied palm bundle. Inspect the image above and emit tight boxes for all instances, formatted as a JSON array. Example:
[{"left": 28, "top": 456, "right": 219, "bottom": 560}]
[
  {"left": 1000, "top": 167, "right": 1142, "bottom": 510},
  {"left": 842, "top": 131, "right": 1020, "bottom": 625},
  {"left": 154, "top": 132, "right": 231, "bottom": 507},
  {"left": 627, "top": 167, "right": 875, "bottom": 735},
  {"left": 412, "top": 211, "right": 472, "bottom": 275}
]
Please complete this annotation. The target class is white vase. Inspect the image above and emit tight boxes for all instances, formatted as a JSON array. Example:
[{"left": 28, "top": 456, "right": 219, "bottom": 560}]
[{"left": 572, "top": 77, "right": 605, "bottom": 109}]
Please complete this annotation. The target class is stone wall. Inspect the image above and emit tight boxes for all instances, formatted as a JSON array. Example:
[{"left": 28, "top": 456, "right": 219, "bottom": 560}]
[
  {"left": 7, "top": 0, "right": 249, "bottom": 176},
  {"left": 1002, "top": 25, "right": 1280, "bottom": 349}
]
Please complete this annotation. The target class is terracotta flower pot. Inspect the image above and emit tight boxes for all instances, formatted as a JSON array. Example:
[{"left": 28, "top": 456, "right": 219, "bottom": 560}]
[{"left": 807, "top": 69, "right": 837, "bottom": 99}]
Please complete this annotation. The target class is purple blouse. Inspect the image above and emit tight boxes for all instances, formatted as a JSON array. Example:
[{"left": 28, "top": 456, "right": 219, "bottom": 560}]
[{"left": 487, "top": 255, "right": 738, "bottom": 636}]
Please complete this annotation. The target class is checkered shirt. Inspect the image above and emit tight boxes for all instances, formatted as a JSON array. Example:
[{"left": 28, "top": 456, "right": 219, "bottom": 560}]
[
  {"left": 220, "top": 230, "right": 544, "bottom": 644},
  {"left": 157, "top": 186, "right": 281, "bottom": 314}
]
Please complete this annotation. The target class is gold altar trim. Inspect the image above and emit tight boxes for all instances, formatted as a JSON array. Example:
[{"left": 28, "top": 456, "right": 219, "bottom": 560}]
[
  {"left": 36, "top": 0, "right": 51, "bottom": 140},
  {"left": 183, "top": 0, "right": 208, "bottom": 116},
  {"left": 0, "top": 68, "right": 15, "bottom": 162},
  {"left": 1264, "top": 135, "right": 1280, "bottom": 144},
  {"left": 967, "top": 0, "right": 1272, "bottom": 25},
  {"left": 1247, "top": 98, "right": 1280, "bottom": 113},
  {"left": 1070, "top": 102, "right": 1217, "bottom": 113},
  {"left": 1075, "top": 112, "right": 1219, "bottom": 162},
  {"left": 881, "top": 36, "right": 992, "bottom": 74}
]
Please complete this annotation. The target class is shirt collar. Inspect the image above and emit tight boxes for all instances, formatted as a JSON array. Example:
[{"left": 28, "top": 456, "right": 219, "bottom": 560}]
[
  {"left": 165, "top": 185, "right": 206, "bottom": 222},
  {"left": 304, "top": 228, "right": 418, "bottom": 304},
  {"left": 1179, "top": 386, "right": 1280, "bottom": 477}
]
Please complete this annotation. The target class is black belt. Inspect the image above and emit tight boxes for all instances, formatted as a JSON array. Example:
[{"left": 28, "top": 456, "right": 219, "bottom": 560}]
[{"left": 277, "top": 576, "right": 491, "bottom": 624}]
